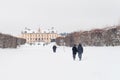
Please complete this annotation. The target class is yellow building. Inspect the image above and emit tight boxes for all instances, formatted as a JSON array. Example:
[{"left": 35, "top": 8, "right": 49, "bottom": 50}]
[{"left": 20, "top": 27, "right": 60, "bottom": 43}]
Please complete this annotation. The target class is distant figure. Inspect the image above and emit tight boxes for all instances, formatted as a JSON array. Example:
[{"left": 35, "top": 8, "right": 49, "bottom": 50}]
[
  {"left": 77, "top": 44, "right": 83, "bottom": 61},
  {"left": 72, "top": 44, "right": 78, "bottom": 60},
  {"left": 43, "top": 43, "right": 45, "bottom": 46},
  {"left": 53, "top": 45, "right": 57, "bottom": 53}
]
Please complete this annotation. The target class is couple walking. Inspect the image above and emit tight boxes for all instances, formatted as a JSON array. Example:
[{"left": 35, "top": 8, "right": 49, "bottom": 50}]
[{"left": 72, "top": 44, "right": 83, "bottom": 61}]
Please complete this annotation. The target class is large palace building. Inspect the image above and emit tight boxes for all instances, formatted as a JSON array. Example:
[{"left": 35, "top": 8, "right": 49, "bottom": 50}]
[{"left": 20, "top": 27, "right": 60, "bottom": 43}]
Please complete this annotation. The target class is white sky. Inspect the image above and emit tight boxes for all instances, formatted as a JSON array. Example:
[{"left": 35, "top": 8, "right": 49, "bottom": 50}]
[{"left": 0, "top": 0, "right": 120, "bottom": 35}]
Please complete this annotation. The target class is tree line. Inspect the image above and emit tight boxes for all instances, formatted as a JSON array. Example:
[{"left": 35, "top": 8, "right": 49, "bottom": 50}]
[
  {"left": 0, "top": 33, "right": 26, "bottom": 48},
  {"left": 56, "top": 25, "right": 120, "bottom": 47}
]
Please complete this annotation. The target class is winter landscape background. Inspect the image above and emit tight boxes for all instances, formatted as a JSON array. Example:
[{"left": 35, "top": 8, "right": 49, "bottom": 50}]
[
  {"left": 0, "top": 0, "right": 120, "bottom": 80},
  {"left": 0, "top": 43, "right": 120, "bottom": 80}
]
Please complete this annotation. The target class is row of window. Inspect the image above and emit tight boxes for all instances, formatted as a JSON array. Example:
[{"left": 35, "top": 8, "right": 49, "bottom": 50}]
[
  {"left": 23, "top": 34, "right": 57, "bottom": 37},
  {"left": 27, "top": 38, "right": 53, "bottom": 41},
  {"left": 23, "top": 36, "right": 57, "bottom": 39}
]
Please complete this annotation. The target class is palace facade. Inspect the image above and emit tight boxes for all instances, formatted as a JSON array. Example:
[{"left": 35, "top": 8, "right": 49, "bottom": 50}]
[{"left": 20, "top": 27, "right": 60, "bottom": 43}]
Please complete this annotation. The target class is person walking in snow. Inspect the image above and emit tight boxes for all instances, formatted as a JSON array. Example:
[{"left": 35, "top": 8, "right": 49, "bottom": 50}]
[
  {"left": 72, "top": 44, "right": 78, "bottom": 60},
  {"left": 52, "top": 45, "right": 57, "bottom": 53},
  {"left": 77, "top": 43, "right": 83, "bottom": 61}
]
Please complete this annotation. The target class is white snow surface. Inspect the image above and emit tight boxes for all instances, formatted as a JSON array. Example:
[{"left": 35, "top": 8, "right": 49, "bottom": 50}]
[{"left": 0, "top": 43, "right": 120, "bottom": 80}]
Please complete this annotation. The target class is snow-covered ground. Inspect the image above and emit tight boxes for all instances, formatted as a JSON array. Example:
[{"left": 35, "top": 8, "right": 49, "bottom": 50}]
[{"left": 0, "top": 43, "right": 120, "bottom": 80}]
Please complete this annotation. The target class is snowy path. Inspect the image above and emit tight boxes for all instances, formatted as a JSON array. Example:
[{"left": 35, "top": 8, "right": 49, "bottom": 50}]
[{"left": 0, "top": 44, "right": 120, "bottom": 80}]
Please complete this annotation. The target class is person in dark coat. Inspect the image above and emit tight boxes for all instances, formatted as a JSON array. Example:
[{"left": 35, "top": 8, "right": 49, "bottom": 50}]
[
  {"left": 77, "top": 43, "right": 83, "bottom": 61},
  {"left": 53, "top": 45, "right": 57, "bottom": 53},
  {"left": 72, "top": 44, "right": 78, "bottom": 60}
]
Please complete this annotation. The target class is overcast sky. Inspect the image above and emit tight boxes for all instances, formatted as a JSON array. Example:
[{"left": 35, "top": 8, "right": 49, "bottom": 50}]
[{"left": 0, "top": 0, "right": 120, "bottom": 35}]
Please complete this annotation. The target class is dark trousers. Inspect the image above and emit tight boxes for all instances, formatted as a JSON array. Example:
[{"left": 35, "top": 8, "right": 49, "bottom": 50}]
[
  {"left": 73, "top": 52, "right": 77, "bottom": 60},
  {"left": 53, "top": 49, "right": 56, "bottom": 53},
  {"left": 78, "top": 53, "right": 82, "bottom": 60}
]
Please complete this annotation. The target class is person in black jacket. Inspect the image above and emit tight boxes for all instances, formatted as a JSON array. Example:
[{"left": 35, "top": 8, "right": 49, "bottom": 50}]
[
  {"left": 77, "top": 43, "right": 83, "bottom": 61},
  {"left": 72, "top": 44, "right": 78, "bottom": 60},
  {"left": 53, "top": 45, "right": 57, "bottom": 53}
]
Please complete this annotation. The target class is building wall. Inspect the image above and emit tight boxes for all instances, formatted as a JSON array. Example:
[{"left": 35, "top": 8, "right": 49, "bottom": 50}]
[{"left": 21, "top": 33, "right": 59, "bottom": 43}]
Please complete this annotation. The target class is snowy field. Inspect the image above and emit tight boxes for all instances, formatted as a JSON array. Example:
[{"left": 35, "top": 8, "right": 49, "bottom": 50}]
[{"left": 0, "top": 43, "right": 120, "bottom": 80}]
